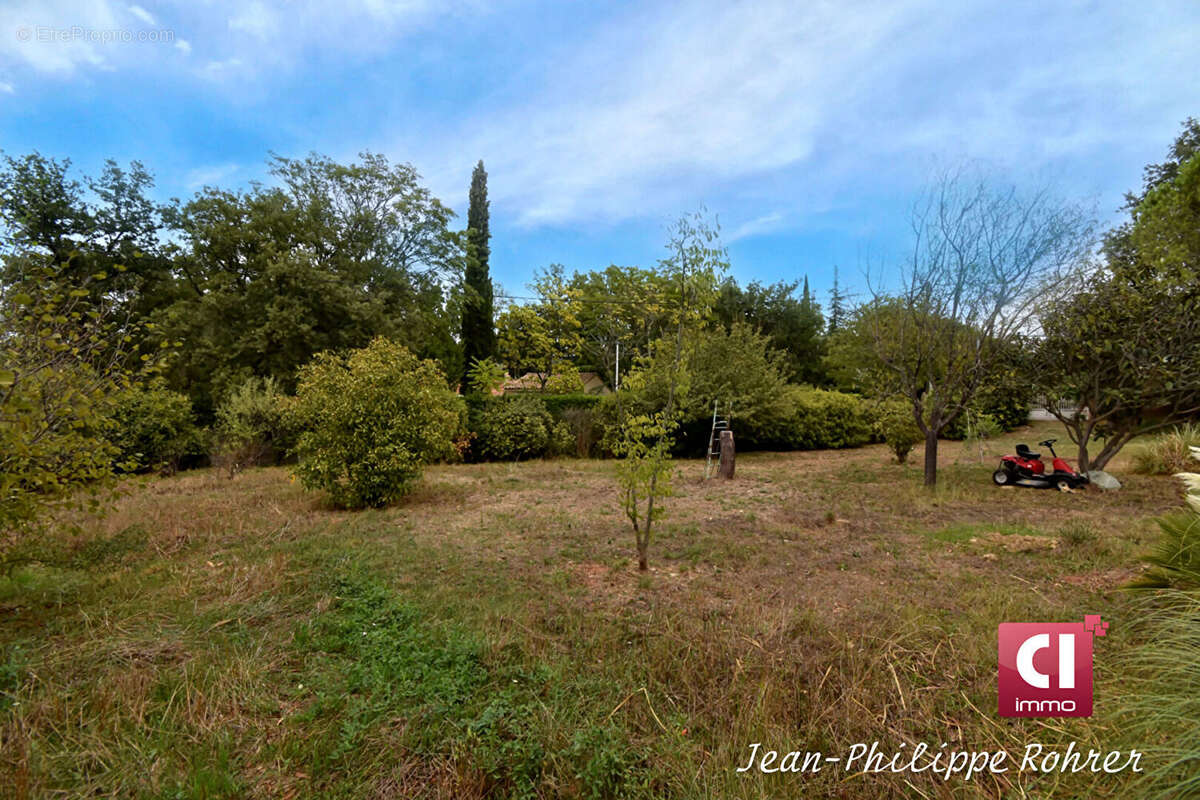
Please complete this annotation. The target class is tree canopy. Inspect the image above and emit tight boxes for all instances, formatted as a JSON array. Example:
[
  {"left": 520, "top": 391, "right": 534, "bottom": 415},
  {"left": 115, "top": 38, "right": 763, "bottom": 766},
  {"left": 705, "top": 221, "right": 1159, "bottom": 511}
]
[{"left": 1037, "top": 123, "right": 1200, "bottom": 471}]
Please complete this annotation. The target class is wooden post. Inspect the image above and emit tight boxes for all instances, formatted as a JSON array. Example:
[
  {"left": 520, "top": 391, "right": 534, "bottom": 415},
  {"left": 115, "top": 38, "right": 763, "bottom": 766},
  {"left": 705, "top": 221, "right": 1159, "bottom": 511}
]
[{"left": 718, "top": 430, "right": 735, "bottom": 479}]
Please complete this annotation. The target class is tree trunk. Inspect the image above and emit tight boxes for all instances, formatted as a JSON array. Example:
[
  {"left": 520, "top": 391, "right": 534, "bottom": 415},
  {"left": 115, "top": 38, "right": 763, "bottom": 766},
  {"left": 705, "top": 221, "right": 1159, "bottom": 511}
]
[
  {"left": 923, "top": 428, "right": 939, "bottom": 487},
  {"left": 638, "top": 551, "right": 648, "bottom": 571},
  {"left": 718, "top": 430, "right": 735, "bottom": 479},
  {"left": 1088, "top": 433, "right": 1132, "bottom": 473},
  {"left": 1076, "top": 440, "right": 1091, "bottom": 474}
]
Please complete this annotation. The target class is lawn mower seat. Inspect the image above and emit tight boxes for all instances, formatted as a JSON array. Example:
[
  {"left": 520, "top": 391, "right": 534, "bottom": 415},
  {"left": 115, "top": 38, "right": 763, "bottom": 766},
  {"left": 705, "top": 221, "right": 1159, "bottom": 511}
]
[{"left": 1016, "top": 444, "right": 1040, "bottom": 460}]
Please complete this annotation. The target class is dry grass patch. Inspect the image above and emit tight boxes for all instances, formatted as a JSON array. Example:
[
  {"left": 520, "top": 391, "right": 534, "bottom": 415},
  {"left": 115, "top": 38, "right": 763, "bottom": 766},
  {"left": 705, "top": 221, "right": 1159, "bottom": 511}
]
[{"left": 0, "top": 422, "right": 1179, "bottom": 798}]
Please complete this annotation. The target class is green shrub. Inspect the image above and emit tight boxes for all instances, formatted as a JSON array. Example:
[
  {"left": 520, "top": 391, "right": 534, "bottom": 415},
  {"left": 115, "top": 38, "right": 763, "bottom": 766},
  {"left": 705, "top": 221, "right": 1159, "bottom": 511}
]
[
  {"left": 1133, "top": 424, "right": 1200, "bottom": 475},
  {"left": 544, "top": 365, "right": 585, "bottom": 394},
  {"left": 548, "top": 420, "right": 576, "bottom": 457},
  {"left": 1, "top": 361, "right": 121, "bottom": 533},
  {"left": 1132, "top": 448, "right": 1200, "bottom": 589},
  {"left": 108, "top": 380, "right": 202, "bottom": 474},
  {"left": 568, "top": 724, "right": 633, "bottom": 800},
  {"left": 772, "top": 387, "right": 872, "bottom": 450},
  {"left": 289, "top": 338, "right": 465, "bottom": 509},
  {"left": 1058, "top": 521, "right": 1100, "bottom": 550},
  {"left": 540, "top": 395, "right": 602, "bottom": 457},
  {"left": 466, "top": 356, "right": 507, "bottom": 395},
  {"left": 541, "top": 393, "right": 602, "bottom": 417},
  {"left": 874, "top": 400, "right": 922, "bottom": 463},
  {"left": 471, "top": 395, "right": 555, "bottom": 461},
  {"left": 943, "top": 381, "right": 1031, "bottom": 439},
  {"left": 212, "top": 377, "right": 292, "bottom": 476},
  {"left": 1118, "top": 450, "right": 1200, "bottom": 796},
  {"left": 559, "top": 407, "right": 599, "bottom": 457},
  {"left": 614, "top": 324, "right": 792, "bottom": 454}
]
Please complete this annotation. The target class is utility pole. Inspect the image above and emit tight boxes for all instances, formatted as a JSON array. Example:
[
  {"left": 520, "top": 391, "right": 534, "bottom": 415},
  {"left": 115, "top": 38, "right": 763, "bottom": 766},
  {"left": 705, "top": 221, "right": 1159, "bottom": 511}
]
[{"left": 615, "top": 341, "right": 620, "bottom": 391}]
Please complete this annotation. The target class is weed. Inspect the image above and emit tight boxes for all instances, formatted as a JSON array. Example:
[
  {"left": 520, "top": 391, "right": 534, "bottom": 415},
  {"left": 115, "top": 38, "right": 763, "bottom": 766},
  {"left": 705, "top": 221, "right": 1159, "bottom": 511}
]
[
  {"left": 1132, "top": 423, "right": 1200, "bottom": 475},
  {"left": 1059, "top": 521, "right": 1099, "bottom": 549},
  {"left": 921, "top": 521, "right": 1044, "bottom": 544},
  {"left": 69, "top": 524, "right": 148, "bottom": 569},
  {"left": 0, "top": 645, "right": 26, "bottom": 712},
  {"left": 568, "top": 724, "right": 633, "bottom": 800}
]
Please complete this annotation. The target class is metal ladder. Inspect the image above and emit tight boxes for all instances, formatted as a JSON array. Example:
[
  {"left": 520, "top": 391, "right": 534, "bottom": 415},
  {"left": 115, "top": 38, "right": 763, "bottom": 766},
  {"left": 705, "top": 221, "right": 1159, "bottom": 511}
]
[{"left": 705, "top": 400, "right": 731, "bottom": 479}]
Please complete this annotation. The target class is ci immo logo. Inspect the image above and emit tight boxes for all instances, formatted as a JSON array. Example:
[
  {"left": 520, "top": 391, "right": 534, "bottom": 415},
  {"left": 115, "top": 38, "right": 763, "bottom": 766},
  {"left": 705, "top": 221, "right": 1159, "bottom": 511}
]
[{"left": 998, "top": 616, "right": 1108, "bottom": 718}]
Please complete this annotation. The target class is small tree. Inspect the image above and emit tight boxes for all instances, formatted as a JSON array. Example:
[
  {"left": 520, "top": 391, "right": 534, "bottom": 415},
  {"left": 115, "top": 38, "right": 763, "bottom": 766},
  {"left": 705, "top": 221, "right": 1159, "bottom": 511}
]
[
  {"left": 496, "top": 268, "right": 583, "bottom": 389},
  {"left": 1036, "top": 126, "right": 1200, "bottom": 472},
  {"left": 1, "top": 264, "right": 146, "bottom": 539},
  {"left": 875, "top": 400, "right": 922, "bottom": 464},
  {"left": 866, "top": 169, "right": 1093, "bottom": 486},
  {"left": 289, "top": 338, "right": 464, "bottom": 509},
  {"left": 108, "top": 380, "right": 201, "bottom": 474},
  {"left": 544, "top": 364, "right": 585, "bottom": 394},
  {"left": 1036, "top": 270, "right": 1200, "bottom": 472},
  {"left": 212, "top": 376, "right": 290, "bottom": 477},
  {"left": 613, "top": 212, "right": 726, "bottom": 570},
  {"left": 466, "top": 356, "right": 506, "bottom": 395}
]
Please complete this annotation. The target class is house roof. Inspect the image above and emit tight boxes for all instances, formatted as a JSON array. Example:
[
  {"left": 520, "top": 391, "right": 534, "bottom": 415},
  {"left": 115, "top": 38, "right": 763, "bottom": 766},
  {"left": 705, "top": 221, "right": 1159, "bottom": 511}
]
[{"left": 501, "top": 371, "right": 611, "bottom": 394}]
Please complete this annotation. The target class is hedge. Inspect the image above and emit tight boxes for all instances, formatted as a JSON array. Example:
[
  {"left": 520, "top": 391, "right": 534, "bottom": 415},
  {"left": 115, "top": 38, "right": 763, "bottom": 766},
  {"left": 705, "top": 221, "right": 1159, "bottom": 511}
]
[
  {"left": 469, "top": 394, "right": 581, "bottom": 461},
  {"left": 773, "top": 387, "right": 873, "bottom": 450},
  {"left": 540, "top": 393, "right": 602, "bottom": 417}
]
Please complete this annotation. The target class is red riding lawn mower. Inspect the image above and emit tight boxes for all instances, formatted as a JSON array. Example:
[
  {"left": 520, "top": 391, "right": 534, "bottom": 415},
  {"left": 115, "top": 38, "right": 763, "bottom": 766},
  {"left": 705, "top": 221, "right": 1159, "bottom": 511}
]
[{"left": 992, "top": 438, "right": 1090, "bottom": 491}]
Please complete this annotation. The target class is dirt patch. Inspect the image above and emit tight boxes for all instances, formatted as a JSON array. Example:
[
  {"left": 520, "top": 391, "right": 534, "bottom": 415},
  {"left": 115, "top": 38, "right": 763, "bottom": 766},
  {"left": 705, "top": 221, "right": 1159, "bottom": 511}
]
[
  {"left": 1060, "top": 566, "right": 1144, "bottom": 592},
  {"left": 969, "top": 532, "right": 1059, "bottom": 553}
]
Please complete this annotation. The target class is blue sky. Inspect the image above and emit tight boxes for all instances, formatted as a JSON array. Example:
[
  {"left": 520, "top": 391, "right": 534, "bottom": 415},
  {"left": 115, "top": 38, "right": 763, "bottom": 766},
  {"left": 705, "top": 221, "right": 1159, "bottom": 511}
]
[{"left": 1, "top": 0, "right": 1197, "bottom": 304}]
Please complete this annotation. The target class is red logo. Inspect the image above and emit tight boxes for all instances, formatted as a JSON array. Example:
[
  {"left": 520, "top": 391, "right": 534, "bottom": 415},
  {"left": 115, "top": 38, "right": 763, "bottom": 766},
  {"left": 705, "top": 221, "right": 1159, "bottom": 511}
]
[{"left": 998, "top": 616, "right": 1107, "bottom": 717}]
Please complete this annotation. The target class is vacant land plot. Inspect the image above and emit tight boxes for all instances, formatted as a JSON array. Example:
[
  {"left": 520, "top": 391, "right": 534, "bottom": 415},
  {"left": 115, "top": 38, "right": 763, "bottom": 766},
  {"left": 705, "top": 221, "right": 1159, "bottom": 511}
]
[{"left": 0, "top": 423, "right": 1185, "bottom": 798}]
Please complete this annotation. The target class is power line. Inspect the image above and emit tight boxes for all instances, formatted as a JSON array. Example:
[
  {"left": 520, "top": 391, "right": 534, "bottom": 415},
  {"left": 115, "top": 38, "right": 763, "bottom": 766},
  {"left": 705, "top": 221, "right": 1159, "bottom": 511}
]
[{"left": 495, "top": 293, "right": 677, "bottom": 306}]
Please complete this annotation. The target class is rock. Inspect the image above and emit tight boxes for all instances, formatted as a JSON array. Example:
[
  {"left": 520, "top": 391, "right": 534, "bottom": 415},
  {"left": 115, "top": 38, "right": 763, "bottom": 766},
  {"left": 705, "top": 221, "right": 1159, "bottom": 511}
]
[{"left": 1087, "top": 470, "right": 1121, "bottom": 490}]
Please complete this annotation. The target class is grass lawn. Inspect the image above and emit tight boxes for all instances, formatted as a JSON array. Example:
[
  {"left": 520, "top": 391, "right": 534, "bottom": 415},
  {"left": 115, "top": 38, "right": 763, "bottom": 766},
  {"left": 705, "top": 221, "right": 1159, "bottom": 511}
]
[{"left": 0, "top": 422, "right": 1186, "bottom": 798}]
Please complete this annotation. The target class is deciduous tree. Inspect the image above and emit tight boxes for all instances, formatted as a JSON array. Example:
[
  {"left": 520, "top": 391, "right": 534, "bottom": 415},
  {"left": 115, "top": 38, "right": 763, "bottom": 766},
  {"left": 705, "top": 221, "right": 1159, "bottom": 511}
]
[
  {"left": 162, "top": 152, "right": 461, "bottom": 412},
  {"left": 613, "top": 212, "right": 726, "bottom": 570},
  {"left": 866, "top": 169, "right": 1093, "bottom": 486},
  {"left": 1037, "top": 126, "right": 1200, "bottom": 472},
  {"left": 713, "top": 277, "right": 824, "bottom": 384}
]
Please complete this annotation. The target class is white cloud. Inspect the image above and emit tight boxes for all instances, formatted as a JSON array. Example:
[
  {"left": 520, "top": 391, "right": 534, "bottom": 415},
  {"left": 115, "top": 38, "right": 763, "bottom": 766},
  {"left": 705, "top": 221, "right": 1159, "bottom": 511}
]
[
  {"left": 228, "top": 2, "right": 276, "bottom": 40},
  {"left": 127, "top": 4, "right": 154, "bottom": 25},
  {"left": 0, "top": 0, "right": 121, "bottom": 74},
  {"left": 198, "top": 57, "right": 243, "bottom": 80},
  {"left": 186, "top": 163, "right": 240, "bottom": 189},
  {"left": 1, "top": 0, "right": 1195, "bottom": 239},
  {"left": 0, "top": 0, "right": 456, "bottom": 79},
  {"left": 413, "top": 0, "right": 1200, "bottom": 228},
  {"left": 726, "top": 212, "right": 785, "bottom": 243},
  {"left": 430, "top": 0, "right": 926, "bottom": 226}
]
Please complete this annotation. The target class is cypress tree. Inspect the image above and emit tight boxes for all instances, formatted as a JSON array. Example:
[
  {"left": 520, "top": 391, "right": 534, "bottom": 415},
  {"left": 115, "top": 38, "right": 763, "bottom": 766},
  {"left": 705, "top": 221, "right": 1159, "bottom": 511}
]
[
  {"left": 827, "top": 265, "right": 847, "bottom": 334},
  {"left": 461, "top": 160, "right": 495, "bottom": 378}
]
